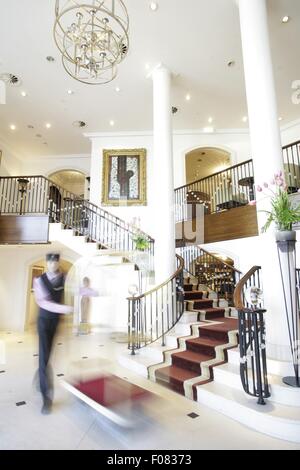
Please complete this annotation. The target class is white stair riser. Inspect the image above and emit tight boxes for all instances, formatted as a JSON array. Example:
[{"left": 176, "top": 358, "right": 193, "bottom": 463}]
[
  {"left": 214, "top": 365, "right": 300, "bottom": 408},
  {"left": 227, "top": 348, "right": 296, "bottom": 377},
  {"left": 118, "top": 355, "right": 149, "bottom": 378},
  {"left": 197, "top": 388, "right": 300, "bottom": 444}
]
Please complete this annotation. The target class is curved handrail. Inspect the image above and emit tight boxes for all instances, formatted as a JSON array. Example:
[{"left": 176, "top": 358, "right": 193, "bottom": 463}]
[
  {"left": 233, "top": 266, "right": 262, "bottom": 310},
  {"left": 127, "top": 255, "right": 185, "bottom": 353},
  {"left": 127, "top": 255, "right": 184, "bottom": 301}
]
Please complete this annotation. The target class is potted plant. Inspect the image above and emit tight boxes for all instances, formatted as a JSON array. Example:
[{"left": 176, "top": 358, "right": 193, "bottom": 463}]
[
  {"left": 133, "top": 232, "right": 150, "bottom": 251},
  {"left": 255, "top": 171, "right": 300, "bottom": 241}
]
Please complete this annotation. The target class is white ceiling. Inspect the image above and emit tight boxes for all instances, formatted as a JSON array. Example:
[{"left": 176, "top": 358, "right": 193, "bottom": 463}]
[{"left": 0, "top": 0, "right": 299, "bottom": 159}]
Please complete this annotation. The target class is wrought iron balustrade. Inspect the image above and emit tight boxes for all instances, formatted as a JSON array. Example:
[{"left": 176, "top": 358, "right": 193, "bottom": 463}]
[
  {"left": 234, "top": 266, "right": 270, "bottom": 405},
  {"left": 174, "top": 160, "right": 255, "bottom": 223},
  {"left": 127, "top": 255, "right": 184, "bottom": 354},
  {"left": 178, "top": 245, "right": 242, "bottom": 306},
  {"left": 0, "top": 175, "right": 154, "bottom": 256}
]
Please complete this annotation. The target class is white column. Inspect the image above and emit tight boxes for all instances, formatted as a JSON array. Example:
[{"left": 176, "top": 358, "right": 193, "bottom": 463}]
[
  {"left": 238, "top": 0, "right": 290, "bottom": 361},
  {"left": 152, "top": 64, "right": 176, "bottom": 284}
]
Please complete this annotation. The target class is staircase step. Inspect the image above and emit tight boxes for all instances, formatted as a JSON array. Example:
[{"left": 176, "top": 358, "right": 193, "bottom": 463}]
[
  {"left": 172, "top": 350, "right": 210, "bottom": 373},
  {"left": 184, "top": 291, "right": 205, "bottom": 300},
  {"left": 186, "top": 336, "right": 224, "bottom": 356},
  {"left": 155, "top": 366, "right": 199, "bottom": 394},
  {"left": 213, "top": 362, "right": 300, "bottom": 408},
  {"left": 199, "top": 318, "right": 238, "bottom": 342},
  {"left": 196, "top": 381, "right": 300, "bottom": 443},
  {"left": 193, "top": 299, "right": 214, "bottom": 309},
  {"left": 200, "top": 308, "right": 226, "bottom": 319}
]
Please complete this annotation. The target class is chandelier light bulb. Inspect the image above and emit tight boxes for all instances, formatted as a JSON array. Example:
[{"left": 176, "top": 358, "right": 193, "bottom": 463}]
[{"left": 150, "top": 2, "right": 158, "bottom": 11}]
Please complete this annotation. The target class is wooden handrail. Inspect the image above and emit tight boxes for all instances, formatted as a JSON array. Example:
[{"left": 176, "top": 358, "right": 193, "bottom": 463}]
[
  {"left": 233, "top": 265, "right": 261, "bottom": 309},
  {"left": 127, "top": 255, "right": 184, "bottom": 301},
  {"left": 175, "top": 159, "right": 253, "bottom": 191},
  {"left": 282, "top": 139, "right": 300, "bottom": 150},
  {"left": 198, "top": 246, "right": 243, "bottom": 275}
]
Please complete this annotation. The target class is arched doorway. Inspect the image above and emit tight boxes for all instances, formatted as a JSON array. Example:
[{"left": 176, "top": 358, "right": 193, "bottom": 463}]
[
  {"left": 25, "top": 258, "right": 73, "bottom": 330},
  {"left": 49, "top": 170, "right": 86, "bottom": 197},
  {"left": 185, "top": 147, "right": 232, "bottom": 184}
]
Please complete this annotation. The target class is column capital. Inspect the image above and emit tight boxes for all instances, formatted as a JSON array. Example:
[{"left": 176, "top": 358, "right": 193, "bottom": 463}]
[{"left": 148, "top": 62, "right": 172, "bottom": 80}]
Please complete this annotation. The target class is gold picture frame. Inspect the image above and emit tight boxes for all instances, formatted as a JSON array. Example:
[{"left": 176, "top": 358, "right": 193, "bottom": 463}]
[{"left": 102, "top": 148, "right": 147, "bottom": 206}]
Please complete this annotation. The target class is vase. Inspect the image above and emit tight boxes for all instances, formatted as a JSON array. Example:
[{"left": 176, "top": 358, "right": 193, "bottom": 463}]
[{"left": 276, "top": 230, "right": 300, "bottom": 387}]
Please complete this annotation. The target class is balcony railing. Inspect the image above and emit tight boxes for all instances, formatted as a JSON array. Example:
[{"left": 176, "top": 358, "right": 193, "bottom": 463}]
[
  {"left": 0, "top": 175, "right": 154, "bottom": 256},
  {"left": 175, "top": 139, "right": 300, "bottom": 225},
  {"left": 174, "top": 160, "right": 254, "bottom": 223}
]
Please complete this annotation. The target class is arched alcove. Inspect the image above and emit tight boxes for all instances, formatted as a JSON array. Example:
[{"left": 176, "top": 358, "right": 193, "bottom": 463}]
[
  {"left": 185, "top": 147, "right": 232, "bottom": 184},
  {"left": 49, "top": 169, "right": 86, "bottom": 197}
]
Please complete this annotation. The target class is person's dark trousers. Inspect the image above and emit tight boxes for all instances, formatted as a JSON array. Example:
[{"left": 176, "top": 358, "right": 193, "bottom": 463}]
[{"left": 38, "top": 315, "right": 59, "bottom": 401}]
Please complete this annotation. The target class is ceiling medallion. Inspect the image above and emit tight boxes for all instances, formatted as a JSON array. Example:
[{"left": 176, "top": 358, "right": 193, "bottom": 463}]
[{"left": 54, "top": 0, "right": 129, "bottom": 85}]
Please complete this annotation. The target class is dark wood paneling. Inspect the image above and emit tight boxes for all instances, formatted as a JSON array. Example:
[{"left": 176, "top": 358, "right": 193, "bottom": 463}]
[
  {"left": 204, "top": 205, "right": 258, "bottom": 243},
  {"left": 0, "top": 215, "right": 49, "bottom": 244}
]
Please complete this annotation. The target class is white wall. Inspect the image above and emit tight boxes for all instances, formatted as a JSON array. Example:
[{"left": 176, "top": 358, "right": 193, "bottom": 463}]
[
  {"left": 20, "top": 154, "right": 91, "bottom": 179},
  {"left": 281, "top": 119, "right": 300, "bottom": 146},
  {"left": 0, "top": 140, "right": 22, "bottom": 176},
  {"left": 87, "top": 130, "right": 252, "bottom": 234},
  {"left": 0, "top": 243, "right": 80, "bottom": 332}
]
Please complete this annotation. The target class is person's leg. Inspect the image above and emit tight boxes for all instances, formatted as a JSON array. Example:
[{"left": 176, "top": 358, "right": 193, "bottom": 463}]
[{"left": 38, "top": 316, "right": 59, "bottom": 413}]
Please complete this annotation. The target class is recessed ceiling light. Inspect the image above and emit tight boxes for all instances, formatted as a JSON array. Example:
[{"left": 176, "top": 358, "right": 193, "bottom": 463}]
[
  {"left": 115, "top": 86, "right": 121, "bottom": 92},
  {"left": 21, "top": 91, "right": 27, "bottom": 97},
  {"left": 46, "top": 56, "right": 55, "bottom": 62},
  {"left": 27, "top": 125, "right": 34, "bottom": 129},
  {"left": 149, "top": 2, "right": 158, "bottom": 11},
  {"left": 227, "top": 60, "right": 236, "bottom": 68},
  {"left": 208, "top": 117, "right": 213, "bottom": 124},
  {"left": 282, "top": 16, "right": 290, "bottom": 23},
  {"left": 279, "top": 116, "right": 283, "bottom": 121},
  {"left": 10, "top": 124, "right": 16, "bottom": 131},
  {"left": 67, "top": 89, "right": 74, "bottom": 95},
  {"left": 45, "top": 123, "right": 52, "bottom": 129},
  {"left": 242, "top": 116, "right": 248, "bottom": 122},
  {"left": 185, "top": 94, "right": 191, "bottom": 101},
  {"left": 109, "top": 120, "right": 115, "bottom": 126}
]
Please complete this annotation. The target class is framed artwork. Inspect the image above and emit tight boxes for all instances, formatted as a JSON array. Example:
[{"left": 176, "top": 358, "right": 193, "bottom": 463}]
[
  {"left": 31, "top": 266, "right": 44, "bottom": 290},
  {"left": 102, "top": 149, "right": 147, "bottom": 206}
]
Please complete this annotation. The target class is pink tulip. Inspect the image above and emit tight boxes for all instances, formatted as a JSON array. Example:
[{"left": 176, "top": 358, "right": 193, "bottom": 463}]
[
  {"left": 263, "top": 182, "right": 268, "bottom": 188},
  {"left": 248, "top": 200, "right": 257, "bottom": 206},
  {"left": 270, "top": 179, "right": 275, "bottom": 185},
  {"left": 256, "top": 185, "right": 263, "bottom": 192}
]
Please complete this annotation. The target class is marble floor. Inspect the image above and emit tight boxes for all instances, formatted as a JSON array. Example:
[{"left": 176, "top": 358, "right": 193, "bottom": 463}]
[{"left": 0, "top": 326, "right": 300, "bottom": 451}]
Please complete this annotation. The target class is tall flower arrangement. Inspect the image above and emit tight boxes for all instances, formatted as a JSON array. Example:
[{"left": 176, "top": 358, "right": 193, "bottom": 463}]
[{"left": 251, "top": 171, "right": 300, "bottom": 232}]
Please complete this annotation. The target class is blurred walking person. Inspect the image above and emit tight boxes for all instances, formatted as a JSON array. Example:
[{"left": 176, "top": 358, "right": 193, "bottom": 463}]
[{"left": 33, "top": 253, "right": 73, "bottom": 414}]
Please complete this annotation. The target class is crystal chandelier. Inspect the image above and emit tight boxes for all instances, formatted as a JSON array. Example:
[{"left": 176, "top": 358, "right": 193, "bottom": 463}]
[{"left": 54, "top": 1, "right": 129, "bottom": 85}]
